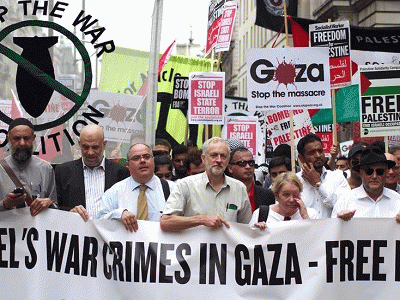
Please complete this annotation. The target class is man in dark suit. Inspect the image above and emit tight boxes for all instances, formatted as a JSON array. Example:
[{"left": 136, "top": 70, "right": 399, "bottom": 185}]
[
  {"left": 227, "top": 147, "right": 275, "bottom": 212},
  {"left": 55, "top": 124, "right": 130, "bottom": 220}
]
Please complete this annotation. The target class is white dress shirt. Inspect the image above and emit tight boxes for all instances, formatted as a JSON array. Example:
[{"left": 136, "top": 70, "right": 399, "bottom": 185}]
[
  {"left": 83, "top": 157, "right": 105, "bottom": 218},
  {"left": 297, "top": 167, "right": 349, "bottom": 219},
  {"left": 332, "top": 185, "right": 400, "bottom": 218},
  {"left": 96, "top": 175, "right": 175, "bottom": 221},
  {"left": 250, "top": 205, "right": 318, "bottom": 225}
]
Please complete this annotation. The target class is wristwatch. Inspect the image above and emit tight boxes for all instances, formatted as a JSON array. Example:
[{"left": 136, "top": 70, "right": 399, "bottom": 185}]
[{"left": 315, "top": 182, "right": 321, "bottom": 189}]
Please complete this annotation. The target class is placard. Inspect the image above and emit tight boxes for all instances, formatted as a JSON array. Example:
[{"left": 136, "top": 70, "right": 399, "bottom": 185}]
[
  {"left": 359, "top": 64, "right": 400, "bottom": 137},
  {"left": 188, "top": 72, "right": 225, "bottom": 125},
  {"left": 247, "top": 47, "right": 331, "bottom": 111},
  {"left": 224, "top": 116, "right": 258, "bottom": 156},
  {"left": 310, "top": 21, "right": 351, "bottom": 88}
]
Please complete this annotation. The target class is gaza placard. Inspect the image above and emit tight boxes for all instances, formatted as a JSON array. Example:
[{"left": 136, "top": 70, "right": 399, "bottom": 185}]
[
  {"left": 247, "top": 47, "right": 331, "bottom": 111},
  {"left": 359, "top": 64, "right": 400, "bottom": 137}
]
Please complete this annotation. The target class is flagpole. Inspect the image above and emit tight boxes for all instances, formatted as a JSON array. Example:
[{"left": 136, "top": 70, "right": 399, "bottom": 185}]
[
  {"left": 284, "top": 2, "right": 296, "bottom": 173},
  {"left": 146, "top": 0, "right": 163, "bottom": 148}
]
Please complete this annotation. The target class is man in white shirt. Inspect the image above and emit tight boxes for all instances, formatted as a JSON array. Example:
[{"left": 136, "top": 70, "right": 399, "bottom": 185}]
[
  {"left": 296, "top": 134, "right": 349, "bottom": 219},
  {"left": 96, "top": 143, "right": 175, "bottom": 231},
  {"left": 332, "top": 147, "right": 400, "bottom": 222}
]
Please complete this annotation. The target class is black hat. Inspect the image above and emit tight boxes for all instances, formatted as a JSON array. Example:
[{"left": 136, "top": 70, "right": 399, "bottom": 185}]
[
  {"left": 8, "top": 118, "right": 34, "bottom": 132},
  {"left": 348, "top": 144, "right": 366, "bottom": 159},
  {"left": 353, "top": 147, "right": 396, "bottom": 172}
]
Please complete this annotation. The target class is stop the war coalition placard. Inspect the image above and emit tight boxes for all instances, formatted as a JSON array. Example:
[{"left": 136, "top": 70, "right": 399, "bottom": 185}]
[
  {"left": 188, "top": 72, "right": 225, "bottom": 125},
  {"left": 247, "top": 47, "right": 331, "bottom": 111}
]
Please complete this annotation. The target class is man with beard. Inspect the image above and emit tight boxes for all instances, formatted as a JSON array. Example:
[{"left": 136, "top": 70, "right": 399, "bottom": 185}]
[
  {"left": 160, "top": 137, "right": 252, "bottom": 231},
  {"left": 296, "top": 134, "right": 349, "bottom": 219},
  {"left": 55, "top": 124, "right": 130, "bottom": 220},
  {"left": 0, "top": 118, "right": 56, "bottom": 215},
  {"left": 333, "top": 147, "right": 400, "bottom": 221},
  {"left": 96, "top": 143, "right": 175, "bottom": 231}
]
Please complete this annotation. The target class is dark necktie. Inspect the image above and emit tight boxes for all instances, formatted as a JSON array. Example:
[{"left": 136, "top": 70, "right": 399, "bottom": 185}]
[{"left": 284, "top": 216, "right": 291, "bottom": 221}]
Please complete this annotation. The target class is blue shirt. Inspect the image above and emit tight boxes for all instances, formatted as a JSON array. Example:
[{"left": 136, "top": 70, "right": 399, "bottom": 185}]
[{"left": 96, "top": 175, "right": 175, "bottom": 221}]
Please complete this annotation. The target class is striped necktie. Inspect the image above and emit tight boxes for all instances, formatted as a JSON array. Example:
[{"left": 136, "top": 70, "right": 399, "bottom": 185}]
[{"left": 137, "top": 185, "right": 148, "bottom": 220}]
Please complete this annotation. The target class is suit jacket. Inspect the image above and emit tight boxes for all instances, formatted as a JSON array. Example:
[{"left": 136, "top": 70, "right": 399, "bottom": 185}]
[
  {"left": 55, "top": 158, "right": 130, "bottom": 211},
  {"left": 254, "top": 184, "right": 275, "bottom": 209}
]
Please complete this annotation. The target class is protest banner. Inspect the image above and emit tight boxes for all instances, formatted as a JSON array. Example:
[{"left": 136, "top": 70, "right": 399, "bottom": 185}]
[
  {"left": 310, "top": 21, "right": 351, "bottom": 89},
  {"left": 266, "top": 109, "right": 314, "bottom": 149},
  {"left": 3, "top": 208, "right": 400, "bottom": 299},
  {"left": 359, "top": 64, "right": 400, "bottom": 138},
  {"left": 223, "top": 116, "right": 258, "bottom": 156},
  {"left": 171, "top": 76, "right": 189, "bottom": 110},
  {"left": 247, "top": 47, "right": 331, "bottom": 111},
  {"left": 206, "top": 0, "right": 225, "bottom": 55},
  {"left": 188, "top": 72, "right": 225, "bottom": 125},
  {"left": 215, "top": 0, "right": 237, "bottom": 53},
  {"left": 86, "top": 90, "right": 144, "bottom": 143},
  {"left": 314, "top": 124, "right": 333, "bottom": 155}
]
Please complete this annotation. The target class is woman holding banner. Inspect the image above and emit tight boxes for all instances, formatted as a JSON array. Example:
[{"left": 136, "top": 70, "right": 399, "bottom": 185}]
[{"left": 250, "top": 172, "right": 318, "bottom": 228}]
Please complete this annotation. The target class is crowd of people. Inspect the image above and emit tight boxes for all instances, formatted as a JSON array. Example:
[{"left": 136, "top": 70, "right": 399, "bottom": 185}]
[{"left": 3, "top": 117, "right": 400, "bottom": 233}]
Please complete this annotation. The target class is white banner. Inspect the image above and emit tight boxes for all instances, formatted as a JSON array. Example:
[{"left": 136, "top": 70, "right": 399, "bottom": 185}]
[
  {"left": 247, "top": 47, "right": 331, "bottom": 111},
  {"left": 3, "top": 208, "right": 400, "bottom": 299}
]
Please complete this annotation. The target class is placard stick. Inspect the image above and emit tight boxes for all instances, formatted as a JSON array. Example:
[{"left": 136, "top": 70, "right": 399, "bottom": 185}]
[
  {"left": 385, "top": 136, "right": 389, "bottom": 152},
  {"left": 332, "top": 89, "right": 338, "bottom": 145},
  {"left": 284, "top": 2, "right": 295, "bottom": 173}
]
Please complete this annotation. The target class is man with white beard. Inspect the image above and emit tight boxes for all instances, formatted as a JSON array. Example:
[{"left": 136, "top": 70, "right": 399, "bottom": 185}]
[{"left": 160, "top": 137, "right": 252, "bottom": 231}]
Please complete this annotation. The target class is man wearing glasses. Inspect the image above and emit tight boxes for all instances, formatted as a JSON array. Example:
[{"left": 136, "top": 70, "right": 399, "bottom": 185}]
[
  {"left": 96, "top": 143, "right": 175, "bottom": 231},
  {"left": 227, "top": 147, "right": 275, "bottom": 212},
  {"left": 160, "top": 137, "right": 252, "bottom": 231},
  {"left": 332, "top": 147, "right": 400, "bottom": 222}
]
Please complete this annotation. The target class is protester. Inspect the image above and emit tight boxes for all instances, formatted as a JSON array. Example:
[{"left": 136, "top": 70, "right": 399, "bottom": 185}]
[
  {"left": 0, "top": 118, "right": 57, "bottom": 215},
  {"left": 389, "top": 145, "right": 400, "bottom": 184},
  {"left": 55, "top": 124, "right": 130, "bottom": 221},
  {"left": 184, "top": 150, "right": 205, "bottom": 176},
  {"left": 335, "top": 156, "right": 349, "bottom": 171},
  {"left": 154, "top": 138, "right": 171, "bottom": 158},
  {"left": 171, "top": 144, "right": 189, "bottom": 181},
  {"left": 160, "top": 137, "right": 252, "bottom": 231},
  {"left": 154, "top": 155, "right": 173, "bottom": 181},
  {"left": 268, "top": 156, "right": 291, "bottom": 188},
  {"left": 384, "top": 153, "right": 400, "bottom": 192},
  {"left": 228, "top": 147, "right": 274, "bottom": 212},
  {"left": 296, "top": 134, "right": 349, "bottom": 219},
  {"left": 96, "top": 143, "right": 175, "bottom": 231},
  {"left": 333, "top": 147, "right": 400, "bottom": 222},
  {"left": 187, "top": 140, "right": 198, "bottom": 152},
  {"left": 347, "top": 143, "right": 366, "bottom": 189},
  {"left": 250, "top": 172, "right": 318, "bottom": 228}
]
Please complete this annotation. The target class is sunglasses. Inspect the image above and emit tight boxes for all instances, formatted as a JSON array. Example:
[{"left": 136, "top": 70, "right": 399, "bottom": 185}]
[
  {"left": 363, "top": 168, "right": 386, "bottom": 176},
  {"left": 231, "top": 160, "right": 256, "bottom": 167}
]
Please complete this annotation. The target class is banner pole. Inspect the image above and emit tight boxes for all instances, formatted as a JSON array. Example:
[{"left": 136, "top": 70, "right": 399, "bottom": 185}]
[
  {"left": 284, "top": 2, "right": 295, "bottom": 173},
  {"left": 385, "top": 136, "right": 389, "bottom": 152}
]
